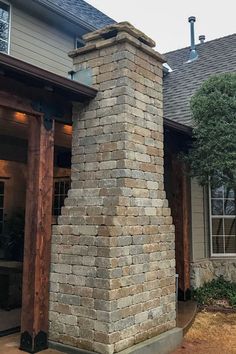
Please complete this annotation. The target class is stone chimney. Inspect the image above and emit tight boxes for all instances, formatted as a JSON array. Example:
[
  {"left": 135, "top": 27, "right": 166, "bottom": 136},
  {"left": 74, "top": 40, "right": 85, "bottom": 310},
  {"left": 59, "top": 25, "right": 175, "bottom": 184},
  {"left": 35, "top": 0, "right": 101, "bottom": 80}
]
[{"left": 49, "top": 22, "right": 178, "bottom": 354}]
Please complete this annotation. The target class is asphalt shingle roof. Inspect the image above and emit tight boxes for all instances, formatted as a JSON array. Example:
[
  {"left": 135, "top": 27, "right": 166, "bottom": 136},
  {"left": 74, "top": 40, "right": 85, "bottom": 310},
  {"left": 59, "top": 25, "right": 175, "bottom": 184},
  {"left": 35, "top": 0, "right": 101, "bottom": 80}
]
[
  {"left": 43, "top": 0, "right": 115, "bottom": 29},
  {"left": 163, "top": 33, "right": 236, "bottom": 127}
]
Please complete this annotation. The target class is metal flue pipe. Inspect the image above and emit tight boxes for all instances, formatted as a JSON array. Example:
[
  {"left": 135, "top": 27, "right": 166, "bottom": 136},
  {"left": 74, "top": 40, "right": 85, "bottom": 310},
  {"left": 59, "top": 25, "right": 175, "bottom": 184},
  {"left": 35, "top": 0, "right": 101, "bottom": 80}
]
[{"left": 188, "top": 16, "right": 198, "bottom": 61}]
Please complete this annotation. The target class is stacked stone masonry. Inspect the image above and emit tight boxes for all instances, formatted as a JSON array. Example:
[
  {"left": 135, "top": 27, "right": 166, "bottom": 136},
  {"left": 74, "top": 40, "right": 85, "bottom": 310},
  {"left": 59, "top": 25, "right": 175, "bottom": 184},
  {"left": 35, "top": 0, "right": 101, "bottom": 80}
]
[
  {"left": 49, "top": 22, "right": 176, "bottom": 354},
  {"left": 191, "top": 259, "right": 236, "bottom": 289}
]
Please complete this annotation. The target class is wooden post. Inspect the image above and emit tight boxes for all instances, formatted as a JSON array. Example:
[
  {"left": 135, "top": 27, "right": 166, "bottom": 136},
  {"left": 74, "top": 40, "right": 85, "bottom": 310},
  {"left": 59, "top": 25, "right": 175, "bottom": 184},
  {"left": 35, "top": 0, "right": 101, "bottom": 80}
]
[
  {"left": 169, "top": 157, "right": 191, "bottom": 301},
  {"left": 181, "top": 162, "right": 191, "bottom": 299},
  {"left": 20, "top": 114, "right": 54, "bottom": 353}
]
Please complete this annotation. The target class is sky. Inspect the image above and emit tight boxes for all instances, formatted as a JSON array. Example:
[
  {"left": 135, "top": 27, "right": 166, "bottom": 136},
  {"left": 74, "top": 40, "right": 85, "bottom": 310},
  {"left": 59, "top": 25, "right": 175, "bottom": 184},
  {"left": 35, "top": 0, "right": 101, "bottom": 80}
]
[{"left": 86, "top": 0, "right": 236, "bottom": 53}]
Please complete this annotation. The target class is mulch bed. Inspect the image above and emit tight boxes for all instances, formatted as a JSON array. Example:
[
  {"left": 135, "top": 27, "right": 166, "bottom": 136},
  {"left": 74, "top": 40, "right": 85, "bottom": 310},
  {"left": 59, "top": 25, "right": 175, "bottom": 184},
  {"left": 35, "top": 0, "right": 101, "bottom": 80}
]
[
  {"left": 172, "top": 309, "right": 236, "bottom": 354},
  {"left": 199, "top": 305, "right": 236, "bottom": 313}
]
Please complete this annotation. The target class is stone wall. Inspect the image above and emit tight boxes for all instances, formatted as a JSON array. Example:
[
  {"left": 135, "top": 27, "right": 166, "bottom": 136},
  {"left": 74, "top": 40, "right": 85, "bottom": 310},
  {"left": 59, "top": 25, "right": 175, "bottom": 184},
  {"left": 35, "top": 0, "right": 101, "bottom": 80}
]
[
  {"left": 191, "top": 259, "right": 236, "bottom": 288},
  {"left": 49, "top": 22, "right": 176, "bottom": 354}
]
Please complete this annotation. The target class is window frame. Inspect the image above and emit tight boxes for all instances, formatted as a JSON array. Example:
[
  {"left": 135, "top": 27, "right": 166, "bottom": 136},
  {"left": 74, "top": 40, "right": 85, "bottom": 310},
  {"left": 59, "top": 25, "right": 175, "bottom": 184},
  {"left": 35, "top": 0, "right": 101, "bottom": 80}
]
[
  {"left": 0, "top": 0, "right": 11, "bottom": 55},
  {"left": 209, "top": 184, "right": 236, "bottom": 257},
  {"left": 52, "top": 177, "right": 70, "bottom": 220}
]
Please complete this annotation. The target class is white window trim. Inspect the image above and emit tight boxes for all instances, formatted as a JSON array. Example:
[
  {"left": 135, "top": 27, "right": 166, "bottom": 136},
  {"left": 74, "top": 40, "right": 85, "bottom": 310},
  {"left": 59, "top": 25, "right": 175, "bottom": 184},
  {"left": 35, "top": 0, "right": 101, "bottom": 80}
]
[
  {"left": 209, "top": 184, "right": 236, "bottom": 257},
  {"left": 0, "top": 0, "right": 11, "bottom": 55}
]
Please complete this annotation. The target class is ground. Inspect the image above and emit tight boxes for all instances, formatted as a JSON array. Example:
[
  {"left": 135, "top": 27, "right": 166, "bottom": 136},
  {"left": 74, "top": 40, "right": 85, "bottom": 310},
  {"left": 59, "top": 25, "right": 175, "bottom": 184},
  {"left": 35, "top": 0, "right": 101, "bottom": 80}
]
[
  {"left": 173, "top": 311, "right": 236, "bottom": 354},
  {"left": 0, "top": 334, "right": 63, "bottom": 354},
  {"left": 1, "top": 311, "right": 236, "bottom": 354}
]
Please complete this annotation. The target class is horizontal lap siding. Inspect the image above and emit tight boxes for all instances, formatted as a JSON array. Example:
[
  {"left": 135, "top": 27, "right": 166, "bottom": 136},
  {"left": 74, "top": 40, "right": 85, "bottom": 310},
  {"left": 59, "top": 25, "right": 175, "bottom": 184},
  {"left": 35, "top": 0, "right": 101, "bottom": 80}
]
[
  {"left": 191, "top": 178, "right": 209, "bottom": 261},
  {"left": 10, "top": 7, "right": 74, "bottom": 77}
]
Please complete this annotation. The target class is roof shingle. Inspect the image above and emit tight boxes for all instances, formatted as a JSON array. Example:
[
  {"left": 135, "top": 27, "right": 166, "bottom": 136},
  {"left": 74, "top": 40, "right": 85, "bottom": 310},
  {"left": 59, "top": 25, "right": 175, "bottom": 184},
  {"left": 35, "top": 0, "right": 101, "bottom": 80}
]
[
  {"left": 42, "top": 0, "right": 115, "bottom": 30},
  {"left": 163, "top": 33, "right": 236, "bottom": 127}
]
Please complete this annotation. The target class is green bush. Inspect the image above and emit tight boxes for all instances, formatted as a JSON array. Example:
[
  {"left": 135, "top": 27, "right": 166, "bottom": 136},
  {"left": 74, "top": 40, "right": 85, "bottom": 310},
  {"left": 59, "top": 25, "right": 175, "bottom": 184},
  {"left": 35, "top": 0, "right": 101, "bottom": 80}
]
[
  {"left": 186, "top": 73, "right": 236, "bottom": 188},
  {"left": 193, "top": 276, "right": 236, "bottom": 308}
]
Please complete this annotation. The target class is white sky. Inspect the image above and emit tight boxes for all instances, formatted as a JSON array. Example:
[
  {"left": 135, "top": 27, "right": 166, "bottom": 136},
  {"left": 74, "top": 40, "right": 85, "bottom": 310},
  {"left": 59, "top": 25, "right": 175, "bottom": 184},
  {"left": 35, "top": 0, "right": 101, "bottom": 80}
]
[{"left": 86, "top": 0, "right": 236, "bottom": 53}]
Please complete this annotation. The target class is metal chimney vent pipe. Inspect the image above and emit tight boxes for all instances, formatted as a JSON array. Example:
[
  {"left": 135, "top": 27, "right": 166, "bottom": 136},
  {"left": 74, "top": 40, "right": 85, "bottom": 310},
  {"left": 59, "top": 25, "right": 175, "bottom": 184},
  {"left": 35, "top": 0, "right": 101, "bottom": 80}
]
[
  {"left": 199, "top": 35, "right": 206, "bottom": 43},
  {"left": 188, "top": 16, "right": 198, "bottom": 62}
]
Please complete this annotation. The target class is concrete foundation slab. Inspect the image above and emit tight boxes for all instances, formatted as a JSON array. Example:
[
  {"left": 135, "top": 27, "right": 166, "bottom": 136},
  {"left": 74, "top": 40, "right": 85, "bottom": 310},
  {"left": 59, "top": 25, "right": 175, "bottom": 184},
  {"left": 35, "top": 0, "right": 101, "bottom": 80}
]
[
  {"left": 49, "top": 328, "right": 183, "bottom": 354},
  {"left": 118, "top": 328, "right": 183, "bottom": 354}
]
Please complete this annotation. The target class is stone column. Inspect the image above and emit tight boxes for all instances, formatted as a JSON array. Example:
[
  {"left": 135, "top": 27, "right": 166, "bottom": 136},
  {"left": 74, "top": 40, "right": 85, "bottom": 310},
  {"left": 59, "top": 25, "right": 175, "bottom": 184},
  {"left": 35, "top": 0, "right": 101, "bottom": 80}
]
[{"left": 49, "top": 22, "right": 176, "bottom": 354}]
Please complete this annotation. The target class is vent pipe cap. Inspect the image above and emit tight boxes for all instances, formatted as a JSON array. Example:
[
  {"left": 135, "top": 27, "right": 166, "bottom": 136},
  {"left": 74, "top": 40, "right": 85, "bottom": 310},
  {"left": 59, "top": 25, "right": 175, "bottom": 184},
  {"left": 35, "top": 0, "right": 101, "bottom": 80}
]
[
  {"left": 199, "top": 35, "right": 206, "bottom": 43},
  {"left": 188, "top": 16, "right": 196, "bottom": 23}
]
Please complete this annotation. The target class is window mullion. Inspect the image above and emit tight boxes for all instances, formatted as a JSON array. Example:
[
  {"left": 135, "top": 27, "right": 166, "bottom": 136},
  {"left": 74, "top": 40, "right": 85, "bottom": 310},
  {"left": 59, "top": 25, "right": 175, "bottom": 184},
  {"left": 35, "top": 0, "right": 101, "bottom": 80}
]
[{"left": 210, "top": 183, "right": 236, "bottom": 256}]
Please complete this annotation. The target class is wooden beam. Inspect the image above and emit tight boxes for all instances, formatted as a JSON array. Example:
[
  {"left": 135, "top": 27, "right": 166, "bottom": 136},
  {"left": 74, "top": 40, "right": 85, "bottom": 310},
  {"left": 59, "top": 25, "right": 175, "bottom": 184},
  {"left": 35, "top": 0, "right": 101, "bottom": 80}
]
[
  {"left": 164, "top": 117, "right": 193, "bottom": 136},
  {"left": 20, "top": 115, "right": 54, "bottom": 353},
  {"left": 0, "top": 89, "right": 72, "bottom": 125},
  {"left": 167, "top": 156, "right": 191, "bottom": 300},
  {"left": 0, "top": 90, "right": 36, "bottom": 115}
]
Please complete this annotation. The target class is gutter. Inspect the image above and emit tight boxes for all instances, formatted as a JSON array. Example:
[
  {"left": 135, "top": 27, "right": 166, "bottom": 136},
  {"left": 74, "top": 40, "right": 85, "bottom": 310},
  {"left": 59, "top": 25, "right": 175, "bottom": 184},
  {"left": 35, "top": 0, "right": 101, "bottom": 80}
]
[
  {"left": 0, "top": 52, "right": 97, "bottom": 100},
  {"left": 164, "top": 117, "right": 193, "bottom": 135}
]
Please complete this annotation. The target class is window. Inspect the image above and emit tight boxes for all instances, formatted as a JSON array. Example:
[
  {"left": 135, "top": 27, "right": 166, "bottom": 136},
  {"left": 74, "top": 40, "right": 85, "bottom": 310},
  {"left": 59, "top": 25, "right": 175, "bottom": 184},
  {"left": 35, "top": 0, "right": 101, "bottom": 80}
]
[
  {"left": 210, "top": 184, "right": 236, "bottom": 256},
  {"left": 0, "top": 181, "right": 5, "bottom": 234},
  {"left": 0, "top": 1, "right": 10, "bottom": 54},
  {"left": 75, "top": 37, "right": 85, "bottom": 49},
  {"left": 53, "top": 178, "right": 70, "bottom": 217}
]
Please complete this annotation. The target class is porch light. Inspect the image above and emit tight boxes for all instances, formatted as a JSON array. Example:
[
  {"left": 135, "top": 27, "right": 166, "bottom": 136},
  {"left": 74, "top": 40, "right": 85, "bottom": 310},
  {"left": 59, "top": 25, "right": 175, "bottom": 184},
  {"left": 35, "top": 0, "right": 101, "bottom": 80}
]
[
  {"left": 14, "top": 112, "right": 27, "bottom": 123},
  {"left": 63, "top": 124, "right": 72, "bottom": 135}
]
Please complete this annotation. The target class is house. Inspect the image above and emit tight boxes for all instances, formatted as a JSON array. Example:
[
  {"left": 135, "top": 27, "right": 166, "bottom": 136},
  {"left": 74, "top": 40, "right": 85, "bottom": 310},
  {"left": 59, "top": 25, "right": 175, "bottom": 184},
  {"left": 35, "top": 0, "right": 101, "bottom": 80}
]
[
  {"left": 0, "top": 1, "right": 180, "bottom": 351},
  {"left": 163, "top": 30, "right": 236, "bottom": 297},
  {"left": 0, "top": 0, "right": 114, "bottom": 235},
  {"left": 0, "top": 1, "right": 235, "bottom": 354}
]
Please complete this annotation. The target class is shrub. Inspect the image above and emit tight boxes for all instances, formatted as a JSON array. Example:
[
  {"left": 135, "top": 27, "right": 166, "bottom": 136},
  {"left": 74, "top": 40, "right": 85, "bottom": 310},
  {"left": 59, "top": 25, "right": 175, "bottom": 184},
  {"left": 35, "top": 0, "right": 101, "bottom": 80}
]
[
  {"left": 193, "top": 276, "right": 236, "bottom": 308},
  {"left": 186, "top": 73, "right": 236, "bottom": 188}
]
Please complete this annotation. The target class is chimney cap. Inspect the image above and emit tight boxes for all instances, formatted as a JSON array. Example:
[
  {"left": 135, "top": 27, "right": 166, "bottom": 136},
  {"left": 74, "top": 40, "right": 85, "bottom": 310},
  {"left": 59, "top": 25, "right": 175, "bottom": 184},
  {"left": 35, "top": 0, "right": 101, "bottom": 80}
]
[
  {"left": 199, "top": 35, "right": 206, "bottom": 42},
  {"left": 188, "top": 16, "right": 196, "bottom": 23}
]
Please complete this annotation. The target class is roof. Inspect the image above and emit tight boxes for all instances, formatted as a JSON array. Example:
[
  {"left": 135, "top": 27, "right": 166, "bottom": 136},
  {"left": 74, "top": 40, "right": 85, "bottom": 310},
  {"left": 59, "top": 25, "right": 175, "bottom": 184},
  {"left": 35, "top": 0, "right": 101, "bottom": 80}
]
[
  {"left": 0, "top": 52, "right": 97, "bottom": 102},
  {"left": 36, "top": 0, "right": 115, "bottom": 30},
  {"left": 163, "top": 33, "right": 236, "bottom": 127}
]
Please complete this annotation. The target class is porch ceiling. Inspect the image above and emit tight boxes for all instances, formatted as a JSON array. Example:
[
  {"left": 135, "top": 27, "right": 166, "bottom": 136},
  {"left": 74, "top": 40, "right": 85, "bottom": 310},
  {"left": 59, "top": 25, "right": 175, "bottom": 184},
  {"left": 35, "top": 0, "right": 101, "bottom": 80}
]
[
  {"left": 0, "top": 53, "right": 97, "bottom": 102},
  {"left": 0, "top": 107, "right": 72, "bottom": 148}
]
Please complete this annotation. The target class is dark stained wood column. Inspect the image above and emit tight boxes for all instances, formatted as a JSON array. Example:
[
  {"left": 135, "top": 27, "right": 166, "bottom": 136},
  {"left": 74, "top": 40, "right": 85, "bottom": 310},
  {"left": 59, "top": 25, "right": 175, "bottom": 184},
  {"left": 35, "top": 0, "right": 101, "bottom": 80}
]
[
  {"left": 20, "top": 114, "right": 54, "bottom": 353},
  {"left": 166, "top": 153, "right": 191, "bottom": 301},
  {"left": 181, "top": 161, "right": 191, "bottom": 298}
]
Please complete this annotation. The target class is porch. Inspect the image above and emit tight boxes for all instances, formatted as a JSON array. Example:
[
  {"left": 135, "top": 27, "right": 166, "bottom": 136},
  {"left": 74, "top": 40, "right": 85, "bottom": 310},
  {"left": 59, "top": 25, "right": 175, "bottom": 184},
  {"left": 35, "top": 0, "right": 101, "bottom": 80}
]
[
  {"left": 0, "top": 52, "right": 96, "bottom": 353},
  {"left": 0, "top": 106, "right": 72, "bottom": 336}
]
